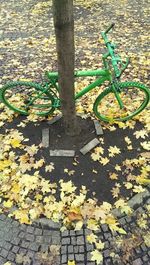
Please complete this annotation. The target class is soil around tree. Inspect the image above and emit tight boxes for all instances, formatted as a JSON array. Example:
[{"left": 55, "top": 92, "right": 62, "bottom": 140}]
[{"left": 1, "top": 114, "right": 146, "bottom": 204}]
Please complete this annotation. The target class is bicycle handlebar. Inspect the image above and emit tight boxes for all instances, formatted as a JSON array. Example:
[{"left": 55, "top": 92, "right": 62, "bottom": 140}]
[{"left": 101, "top": 23, "right": 129, "bottom": 78}]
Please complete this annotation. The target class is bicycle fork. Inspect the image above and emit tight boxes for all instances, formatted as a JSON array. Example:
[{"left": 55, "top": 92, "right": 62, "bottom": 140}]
[{"left": 111, "top": 83, "right": 124, "bottom": 109}]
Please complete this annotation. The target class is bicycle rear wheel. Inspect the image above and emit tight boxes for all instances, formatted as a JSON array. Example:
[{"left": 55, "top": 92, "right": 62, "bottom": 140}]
[
  {"left": 93, "top": 82, "right": 149, "bottom": 122},
  {"left": 0, "top": 81, "right": 55, "bottom": 116}
]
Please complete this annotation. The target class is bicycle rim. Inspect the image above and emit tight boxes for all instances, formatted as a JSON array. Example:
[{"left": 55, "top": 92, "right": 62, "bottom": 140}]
[
  {"left": 1, "top": 81, "right": 55, "bottom": 116},
  {"left": 93, "top": 82, "right": 150, "bottom": 122}
]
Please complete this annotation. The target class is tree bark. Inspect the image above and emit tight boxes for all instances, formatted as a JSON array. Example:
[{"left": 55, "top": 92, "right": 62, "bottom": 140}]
[{"left": 52, "top": 0, "right": 79, "bottom": 136}]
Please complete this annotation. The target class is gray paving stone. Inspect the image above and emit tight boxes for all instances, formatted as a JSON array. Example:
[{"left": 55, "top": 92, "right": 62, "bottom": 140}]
[
  {"left": 80, "top": 138, "right": 100, "bottom": 155},
  {"left": 43, "top": 229, "right": 53, "bottom": 236},
  {"left": 25, "top": 233, "right": 35, "bottom": 242},
  {"left": 21, "top": 240, "right": 30, "bottom": 248},
  {"left": 26, "top": 226, "right": 35, "bottom": 234},
  {"left": 12, "top": 220, "right": 20, "bottom": 227},
  {"left": 62, "top": 237, "right": 71, "bottom": 245},
  {"left": 7, "top": 251, "right": 15, "bottom": 261},
  {"left": 62, "top": 230, "right": 69, "bottom": 237},
  {"left": 32, "top": 260, "right": 42, "bottom": 265},
  {"left": 132, "top": 258, "right": 143, "bottom": 265},
  {"left": 87, "top": 252, "right": 92, "bottom": 261},
  {"left": 12, "top": 245, "right": 20, "bottom": 254},
  {"left": 47, "top": 114, "right": 62, "bottom": 125},
  {"left": 142, "top": 255, "right": 149, "bottom": 262},
  {"left": 51, "top": 236, "right": 60, "bottom": 245},
  {"left": 18, "top": 231, "right": 26, "bottom": 239},
  {"left": 44, "top": 235, "right": 52, "bottom": 244},
  {"left": 0, "top": 242, "right": 4, "bottom": 248},
  {"left": 50, "top": 149, "right": 75, "bottom": 157},
  {"left": 103, "top": 249, "right": 110, "bottom": 258},
  {"left": 76, "top": 229, "right": 84, "bottom": 235},
  {"left": 128, "top": 189, "right": 149, "bottom": 208},
  {"left": 42, "top": 128, "right": 49, "bottom": 147},
  {"left": 68, "top": 253, "right": 74, "bottom": 260},
  {"left": 135, "top": 247, "right": 142, "bottom": 255},
  {"left": 71, "top": 237, "right": 76, "bottom": 245},
  {"left": 119, "top": 217, "right": 126, "bottom": 225},
  {"left": 18, "top": 247, "right": 27, "bottom": 255},
  {"left": 11, "top": 237, "right": 21, "bottom": 245},
  {"left": 141, "top": 243, "right": 147, "bottom": 252},
  {"left": 3, "top": 242, "right": 12, "bottom": 251},
  {"left": 104, "top": 232, "right": 111, "bottom": 240},
  {"left": 85, "top": 229, "right": 92, "bottom": 236},
  {"left": 20, "top": 224, "right": 27, "bottom": 231},
  {"left": 61, "top": 245, "right": 67, "bottom": 254},
  {"left": 101, "top": 224, "right": 109, "bottom": 232},
  {"left": 61, "top": 254, "right": 67, "bottom": 263},
  {"left": 94, "top": 120, "right": 103, "bottom": 135},
  {"left": 75, "top": 253, "right": 85, "bottom": 261},
  {"left": 0, "top": 215, "right": 6, "bottom": 221},
  {"left": 76, "top": 235, "right": 84, "bottom": 245},
  {"left": 34, "top": 227, "right": 42, "bottom": 236},
  {"left": 74, "top": 246, "right": 79, "bottom": 253},
  {"left": 26, "top": 250, "right": 35, "bottom": 258},
  {"left": 125, "top": 216, "right": 132, "bottom": 223},
  {"left": 36, "top": 235, "right": 44, "bottom": 243},
  {"left": 86, "top": 243, "right": 94, "bottom": 251},
  {"left": 0, "top": 248, "right": 8, "bottom": 258},
  {"left": 104, "top": 259, "right": 112, "bottom": 265},
  {"left": 0, "top": 256, "right": 6, "bottom": 265},
  {"left": 68, "top": 245, "right": 73, "bottom": 253},
  {"left": 79, "top": 246, "right": 85, "bottom": 253},
  {"left": 40, "top": 244, "right": 49, "bottom": 252},
  {"left": 28, "top": 242, "right": 40, "bottom": 252},
  {"left": 70, "top": 230, "right": 76, "bottom": 236}
]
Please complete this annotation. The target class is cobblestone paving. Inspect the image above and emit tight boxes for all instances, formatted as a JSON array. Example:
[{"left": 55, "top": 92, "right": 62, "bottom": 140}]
[{"left": 0, "top": 197, "right": 149, "bottom": 264}]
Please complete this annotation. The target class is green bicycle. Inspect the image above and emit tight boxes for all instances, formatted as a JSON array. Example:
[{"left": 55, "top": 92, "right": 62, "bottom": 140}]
[{"left": 0, "top": 23, "right": 149, "bottom": 122}]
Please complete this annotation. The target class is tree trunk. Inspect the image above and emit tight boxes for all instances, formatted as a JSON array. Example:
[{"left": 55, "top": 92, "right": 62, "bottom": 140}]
[{"left": 52, "top": 0, "right": 79, "bottom": 136}]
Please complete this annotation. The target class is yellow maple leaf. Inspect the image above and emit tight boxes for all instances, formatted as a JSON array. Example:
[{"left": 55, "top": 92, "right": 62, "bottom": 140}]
[
  {"left": 33, "top": 158, "right": 45, "bottom": 169},
  {"left": 134, "top": 130, "right": 148, "bottom": 139},
  {"left": 114, "top": 199, "right": 132, "bottom": 215},
  {"left": 3, "top": 200, "right": 13, "bottom": 208},
  {"left": 124, "top": 182, "right": 133, "bottom": 189},
  {"left": 95, "top": 240, "right": 105, "bottom": 250},
  {"left": 87, "top": 233, "right": 97, "bottom": 243},
  {"left": 91, "top": 153, "right": 100, "bottom": 161},
  {"left": 0, "top": 159, "right": 12, "bottom": 171},
  {"left": 45, "top": 163, "right": 54, "bottom": 172},
  {"left": 60, "top": 180, "right": 76, "bottom": 193},
  {"left": 108, "top": 146, "right": 121, "bottom": 157},
  {"left": 100, "top": 157, "right": 109, "bottom": 165},
  {"left": 140, "top": 141, "right": 150, "bottom": 151},
  {"left": 13, "top": 210, "right": 31, "bottom": 224},
  {"left": 115, "top": 164, "right": 121, "bottom": 171},
  {"left": 74, "top": 220, "right": 83, "bottom": 231},
  {"left": 10, "top": 138, "right": 22, "bottom": 148},
  {"left": 133, "top": 185, "right": 145, "bottom": 193},
  {"left": 87, "top": 219, "right": 99, "bottom": 231},
  {"left": 91, "top": 249, "right": 103, "bottom": 264},
  {"left": 68, "top": 261, "right": 76, "bottom": 265},
  {"left": 109, "top": 173, "right": 118, "bottom": 180}
]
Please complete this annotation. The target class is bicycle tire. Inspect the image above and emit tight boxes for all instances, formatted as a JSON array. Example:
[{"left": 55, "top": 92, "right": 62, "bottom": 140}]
[
  {"left": 0, "top": 81, "right": 55, "bottom": 116},
  {"left": 93, "top": 82, "right": 150, "bottom": 122}
]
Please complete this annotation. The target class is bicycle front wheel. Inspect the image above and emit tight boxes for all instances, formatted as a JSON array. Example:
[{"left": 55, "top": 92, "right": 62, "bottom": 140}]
[
  {"left": 0, "top": 81, "right": 55, "bottom": 116},
  {"left": 93, "top": 82, "right": 149, "bottom": 122}
]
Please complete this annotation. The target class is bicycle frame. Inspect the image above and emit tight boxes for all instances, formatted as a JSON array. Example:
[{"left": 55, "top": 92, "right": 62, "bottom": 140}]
[{"left": 45, "top": 68, "right": 112, "bottom": 103}]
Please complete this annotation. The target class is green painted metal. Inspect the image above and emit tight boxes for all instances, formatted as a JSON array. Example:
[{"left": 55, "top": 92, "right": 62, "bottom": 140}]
[{"left": 0, "top": 24, "right": 149, "bottom": 122}]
